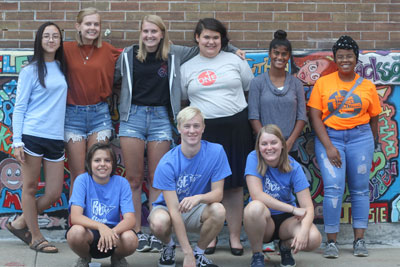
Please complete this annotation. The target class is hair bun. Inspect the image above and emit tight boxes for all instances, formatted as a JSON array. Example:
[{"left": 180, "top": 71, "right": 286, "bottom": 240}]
[{"left": 274, "top": 30, "right": 287, "bottom": 40}]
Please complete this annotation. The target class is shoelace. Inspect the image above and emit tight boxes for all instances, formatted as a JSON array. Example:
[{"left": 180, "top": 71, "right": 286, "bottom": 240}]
[
  {"left": 162, "top": 246, "right": 175, "bottom": 260},
  {"left": 138, "top": 233, "right": 148, "bottom": 241},
  {"left": 251, "top": 253, "right": 264, "bottom": 265},
  {"left": 354, "top": 239, "right": 365, "bottom": 247},
  {"left": 150, "top": 235, "right": 161, "bottom": 243},
  {"left": 327, "top": 242, "right": 337, "bottom": 249},
  {"left": 197, "top": 254, "right": 212, "bottom": 264}
]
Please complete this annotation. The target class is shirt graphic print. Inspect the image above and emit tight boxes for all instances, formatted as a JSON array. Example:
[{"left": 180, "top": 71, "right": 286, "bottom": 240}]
[{"left": 327, "top": 90, "right": 362, "bottom": 118}]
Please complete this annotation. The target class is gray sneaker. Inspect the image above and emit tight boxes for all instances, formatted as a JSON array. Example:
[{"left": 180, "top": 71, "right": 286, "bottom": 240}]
[
  {"left": 353, "top": 238, "right": 369, "bottom": 257},
  {"left": 149, "top": 234, "right": 163, "bottom": 252},
  {"left": 72, "top": 257, "right": 91, "bottom": 267},
  {"left": 137, "top": 231, "right": 151, "bottom": 252},
  {"left": 111, "top": 256, "right": 129, "bottom": 267},
  {"left": 323, "top": 240, "right": 339, "bottom": 258}
]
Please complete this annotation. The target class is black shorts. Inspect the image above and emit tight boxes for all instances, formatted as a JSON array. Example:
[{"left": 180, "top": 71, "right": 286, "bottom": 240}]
[
  {"left": 89, "top": 228, "right": 116, "bottom": 259},
  {"left": 22, "top": 134, "right": 64, "bottom": 161},
  {"left": 65, "top": 226, "right": 137, "bottom": 259},
  {"left": 266, "top": 212, "right": 293, "bottom": 243}
]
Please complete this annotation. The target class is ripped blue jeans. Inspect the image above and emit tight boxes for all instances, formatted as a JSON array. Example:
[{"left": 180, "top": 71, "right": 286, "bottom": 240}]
[{"left": 315, "top": 123, "right": 373, "bottom": 233}]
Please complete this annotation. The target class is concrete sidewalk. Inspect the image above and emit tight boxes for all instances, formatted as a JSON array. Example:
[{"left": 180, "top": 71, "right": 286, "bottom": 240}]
[
  {"left": 0, "top": 240, "right": 399, "bottom": 267},
  {"left": 1, "top": 224, "right": 399, "bottom": 267}
]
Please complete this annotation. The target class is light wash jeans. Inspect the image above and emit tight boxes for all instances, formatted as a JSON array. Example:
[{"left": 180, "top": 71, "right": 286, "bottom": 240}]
[{"left": 315, "top": 123, "right": 374, "bottom": 233}]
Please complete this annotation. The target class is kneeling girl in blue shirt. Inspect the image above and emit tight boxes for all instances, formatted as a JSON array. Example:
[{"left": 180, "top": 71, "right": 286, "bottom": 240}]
[{"left": 67, "top": 143, "right": 138, "bottom": 267}]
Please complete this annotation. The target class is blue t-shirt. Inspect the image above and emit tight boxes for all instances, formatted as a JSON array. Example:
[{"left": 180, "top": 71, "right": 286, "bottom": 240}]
[
  {"left": 244, "top": 150, "right": 310, "bottom": 215},
  {"left": 153, "top": 140, "right": 231, "bottom": 206},
  {"left": 69, "top": 173, "right": 134, "bottom": 226}
]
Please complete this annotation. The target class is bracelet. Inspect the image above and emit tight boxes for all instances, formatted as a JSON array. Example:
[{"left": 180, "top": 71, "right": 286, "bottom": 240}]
[
  {"left": 12, "top": 142, "right": 25, "bottom": 148},
  {"left": 292, "top": 206, "right": 295, "bottom": 214}
]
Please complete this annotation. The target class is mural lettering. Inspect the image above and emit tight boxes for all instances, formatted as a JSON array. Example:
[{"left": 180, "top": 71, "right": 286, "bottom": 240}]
[{"left": 1, "top": 49, "right": 399, "bottom": 231}]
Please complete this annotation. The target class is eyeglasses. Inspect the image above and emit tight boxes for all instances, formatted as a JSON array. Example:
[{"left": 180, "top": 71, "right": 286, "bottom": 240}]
[
  {"left": 42, "top": 35, "right": 60, "bottom": 41},
  {"left": 335, "top": 54, "right": 355, "bottom": 60}
]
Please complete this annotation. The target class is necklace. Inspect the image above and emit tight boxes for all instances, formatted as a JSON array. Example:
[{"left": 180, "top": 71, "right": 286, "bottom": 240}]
[{"left": 79, "top": 45, "right": 95, "bottom": 64}]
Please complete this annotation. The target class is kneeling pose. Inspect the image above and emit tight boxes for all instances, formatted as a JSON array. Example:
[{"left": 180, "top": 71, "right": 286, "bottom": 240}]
[
  {"left": 244, "top": 125, "right": 321, "bottom": 267},
  {"left": 148, "top": 107, "right": 231, "bottom": 267},
  {"left": 67, "top": 143, "right": 138, "bottom": 267}
]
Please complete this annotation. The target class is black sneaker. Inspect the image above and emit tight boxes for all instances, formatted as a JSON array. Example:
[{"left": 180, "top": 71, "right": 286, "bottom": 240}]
[
  {"left": 149, "top": 234, "right": 163, "bottom": 252},
  {"left": 250, "top": 252, "right": 265, "bottom": 267},
  {"left": 158, "top": 245, "right": 176, "bottom": 267},
  {"left": 279, "top": 240, "right": 296, "bottom": 267},
  {"left": 194, "top": 253, "right": 218, "bottom": 267},
  {"left": 137, "top": 231, "right": 151, "bottom": 252}
]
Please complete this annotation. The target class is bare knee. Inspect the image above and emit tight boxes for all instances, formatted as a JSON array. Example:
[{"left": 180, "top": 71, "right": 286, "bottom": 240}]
[
  {"left": 149, "top": 210, "right": 171, "bottom": 237},
  {"left": 67, "top": 225, "right": 91, "bottom": 245},
  {"left": 306, "top": 226, "right": 322, "bottom": 251},
  {"left": 126, "top": 175, "right": 144, "bottom": 191},
  {"left": 205, "top": 202, "right": 226, "bottom": 225},
  {"left": 118, "top": 230, "right": 138, "bottom": 255},
  {"left": 244, "top": 200, "right": 269, "bottom": 220}
]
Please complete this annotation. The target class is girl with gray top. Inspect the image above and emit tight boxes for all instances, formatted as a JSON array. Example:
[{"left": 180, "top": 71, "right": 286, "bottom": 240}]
[
  {"left": 248, "top": 30, "right": 307, "bottom": 153},
  {"left": 114, "top": 15, "right": 242, "bottom": 253}
]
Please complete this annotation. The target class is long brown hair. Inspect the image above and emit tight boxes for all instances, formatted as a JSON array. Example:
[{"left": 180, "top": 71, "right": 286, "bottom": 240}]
[{"left": 255, "top": 124, "right": 292, "bottom": 176}]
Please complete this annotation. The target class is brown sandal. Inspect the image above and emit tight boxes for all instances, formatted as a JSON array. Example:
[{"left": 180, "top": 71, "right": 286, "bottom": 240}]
[
  {"left": 29, "top": 238, "right": 58, "bottom": 253},
  {"left": 6, "top": 222, "right": 32, "bottom": 245}
]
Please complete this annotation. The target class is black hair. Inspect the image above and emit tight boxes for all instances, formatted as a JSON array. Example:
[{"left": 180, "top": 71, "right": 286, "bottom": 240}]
[
  {"left": 269, "top": 30, "right": 292, "bottom": 56},
  {"left": 31, "top": 22, "right": 66, "bottom": 88},
  {"left": 332, "top": 35, "right": 359, "bottom": 61},
  {"left": 85, "top": 143, "right": 117, "bottom": 177},
  {"left": 269, "top": 30, "right": 298, "bottom": 73},
  {"left": 193, "top": 18, "right": 229, "bottom": 49}
]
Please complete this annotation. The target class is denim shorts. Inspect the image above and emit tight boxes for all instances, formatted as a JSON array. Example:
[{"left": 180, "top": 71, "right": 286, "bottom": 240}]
[
  {"left": 64, "top": 102, "right": 113, "bottom": 142},
  {"left": 118, "top": 104, "right": 172, "bottom": 142}
]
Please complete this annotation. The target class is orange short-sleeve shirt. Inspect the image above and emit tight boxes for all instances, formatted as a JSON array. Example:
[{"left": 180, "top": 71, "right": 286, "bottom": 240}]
[
  {"left": 307, "top": 71, "right": 382, "bottom": 130},
  {"left": 64, "top": 41, "right": 121, "bottom": 105}
]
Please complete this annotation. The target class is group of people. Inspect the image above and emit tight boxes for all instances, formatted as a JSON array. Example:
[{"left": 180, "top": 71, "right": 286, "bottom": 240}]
[{"left": 7, "top": 6, "right": 381, "bottom": 267}]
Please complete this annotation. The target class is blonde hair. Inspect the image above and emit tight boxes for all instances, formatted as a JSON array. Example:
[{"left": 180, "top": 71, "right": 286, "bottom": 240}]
[
  {"left": 255, "top": 124, "right": 292, "bottom": 176},
  {"left": 177, "top": 106, "right": 204, "bottom": 129},
  {"left": 137, "top": 15, "right": 170, "bottom": 62},
  {"left": 75, "top": 7, "right": 102, "bottom": 48}
]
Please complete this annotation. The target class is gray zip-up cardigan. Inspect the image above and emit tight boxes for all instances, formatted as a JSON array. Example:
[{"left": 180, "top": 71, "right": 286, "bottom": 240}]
[{"left": 114, "top": 44, "right": 238, "bottom": 122}]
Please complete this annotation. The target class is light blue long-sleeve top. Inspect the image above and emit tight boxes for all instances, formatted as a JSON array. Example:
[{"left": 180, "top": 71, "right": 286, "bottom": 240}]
[{"left": 12, "top": 61, "right": 68, "bottom": 144}]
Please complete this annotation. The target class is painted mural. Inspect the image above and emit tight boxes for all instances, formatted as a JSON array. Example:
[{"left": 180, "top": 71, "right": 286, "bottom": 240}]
[{"left": 0, "top": 49, "right": 399, "bottom": 231}]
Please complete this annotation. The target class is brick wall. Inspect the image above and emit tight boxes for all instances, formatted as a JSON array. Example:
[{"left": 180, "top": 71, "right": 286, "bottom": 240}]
[{"left": 0, "top": 0, "right": 399, "bottom": 50}]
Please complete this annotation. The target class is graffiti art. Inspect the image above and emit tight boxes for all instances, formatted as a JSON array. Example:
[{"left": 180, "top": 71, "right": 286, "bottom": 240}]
[{"left": 1, "top": 49, "right": 399, "bottom": 231}]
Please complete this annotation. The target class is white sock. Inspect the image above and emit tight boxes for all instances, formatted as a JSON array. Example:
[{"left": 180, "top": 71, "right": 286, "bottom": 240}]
[
  {"left": 167, "top": 238, "right": 175, "bottom": 247},
  {"left": 194, "top": 245, "right": 204, "bottom": 255}
]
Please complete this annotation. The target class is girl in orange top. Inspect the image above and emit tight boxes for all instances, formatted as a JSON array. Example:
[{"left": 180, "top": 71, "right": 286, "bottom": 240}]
[
  {"left": 63, "top": 7, "right": 120, "bottom": 195},
  {"left": 308, "top": 35, "right": 381, "bottom": 259}
]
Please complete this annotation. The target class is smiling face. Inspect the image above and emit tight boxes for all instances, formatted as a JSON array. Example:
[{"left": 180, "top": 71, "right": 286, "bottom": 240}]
[
  {"left": 297, "top": 58, "right": 330, "bottom": 84},
  {"left": 196, "top": 29, "right": 222, "bottom": 58},
  {"left": 178, "top": 114, "right": 205, "bottom": 147},
  {"left": 335, "top": 49, "right": 357, "bottom": 76},
  {"left": 41, "top": 25, "right": 61, "bottom": 61},
  {"left": 258, "top": 132, "right": 283, "bottom": 168},
  {"left": 90, "top": 149, "right": 112, "bottom": 184},
  {"left": 141, "top": 21, "right": 164, "bottom": 53},
  {"left": 0, "top": 159, "right": 23, "bottom": 190},
  {"left": 269, "top": 45, "right": 290, "bottom": 70},
  {"left": 76, "top": 13, "right": 101, "bottom": 45}
]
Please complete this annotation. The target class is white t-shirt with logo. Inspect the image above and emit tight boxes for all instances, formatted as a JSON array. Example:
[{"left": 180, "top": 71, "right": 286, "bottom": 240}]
[{"left": 181, "top": 51, "right": 254, "bottom": 119}]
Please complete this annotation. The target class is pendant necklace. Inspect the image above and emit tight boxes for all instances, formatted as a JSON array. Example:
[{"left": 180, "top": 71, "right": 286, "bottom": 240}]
[{"left": 79, "top": 45, "right": 95, "bottom": 64}]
